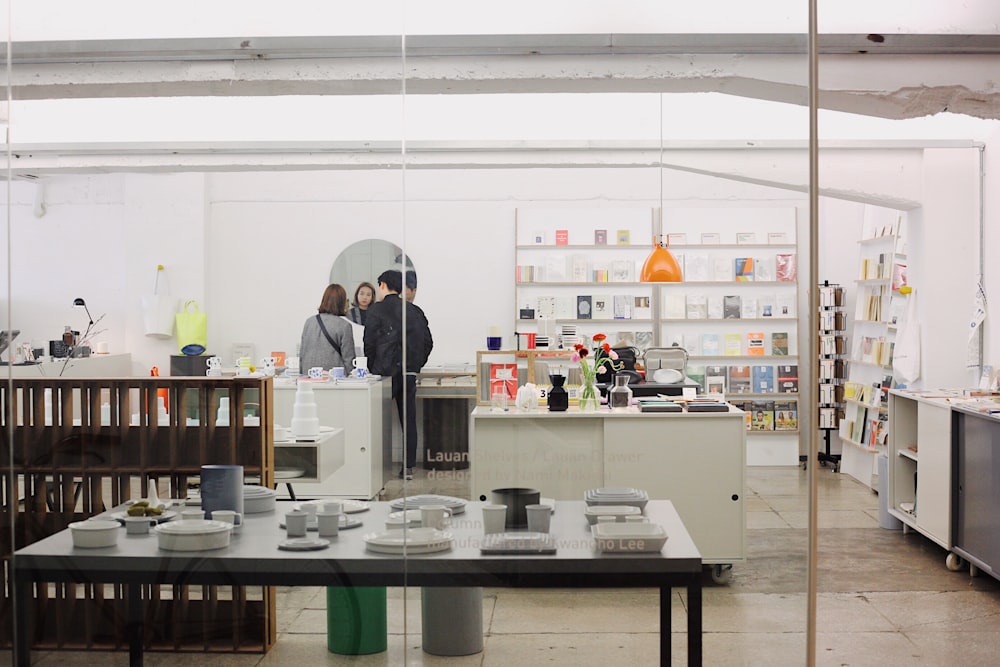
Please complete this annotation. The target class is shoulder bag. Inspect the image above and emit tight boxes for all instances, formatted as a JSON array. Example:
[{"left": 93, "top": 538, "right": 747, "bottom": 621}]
[{"left": 315, "top": 314, "right": 342, "bottom": 357}]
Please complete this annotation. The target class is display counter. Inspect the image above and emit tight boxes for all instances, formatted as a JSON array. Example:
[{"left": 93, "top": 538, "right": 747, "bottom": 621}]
[
  {"left": 469, "top": 405, "right": 746, "bottom": 571},
  {"left": 273, "top": 378, "right": 392, "bottom": 499}
]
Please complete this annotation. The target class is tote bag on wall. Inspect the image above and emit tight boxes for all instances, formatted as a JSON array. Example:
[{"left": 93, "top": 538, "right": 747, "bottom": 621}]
[
  {"left": 175, "top": 299, "right": 208, "bottom": 354},
  {"left": 141, "top": 265, "right": 178, "bottom": 338},
  {"left": 893, "top": 291, "right": 921, "bottom": 383}
]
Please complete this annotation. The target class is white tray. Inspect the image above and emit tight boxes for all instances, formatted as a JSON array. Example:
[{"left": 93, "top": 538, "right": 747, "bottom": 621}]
[{"left": 591, "top": 522, "right": 668, "bottom": 553}]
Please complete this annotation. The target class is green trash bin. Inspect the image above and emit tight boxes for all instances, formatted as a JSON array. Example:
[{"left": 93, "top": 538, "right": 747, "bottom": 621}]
[{"left": 327, "top": 586, "right": 387, "bottom": 655}]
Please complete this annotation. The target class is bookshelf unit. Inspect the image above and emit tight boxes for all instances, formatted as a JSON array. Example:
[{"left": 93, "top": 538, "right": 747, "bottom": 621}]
[
  {"left": 514, "top": 206, "right": 800, "bottom": 448},
  {"left": 813, "top": 282, "right": 846, "bottom": 471},
  {"left": 838, "top": 207, "right": 907, "bottom": 489}
]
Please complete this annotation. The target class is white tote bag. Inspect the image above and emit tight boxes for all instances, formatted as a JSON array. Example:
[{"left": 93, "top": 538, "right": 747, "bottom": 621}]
[
  {"left": 141, "top": 265, "right": 178, "bottom": 338},
  {"left": 893, "top": 291, "right": 921, "bottom": 383}
]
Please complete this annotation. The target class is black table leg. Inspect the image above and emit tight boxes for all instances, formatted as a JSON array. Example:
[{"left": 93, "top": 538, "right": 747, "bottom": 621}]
[
  {"left": 14, "top": 574, "right": 29, "bottom": 667},
  {"left": 661, "top": 586, "right": 672, "bottom": 664},
  {"left": 128, "top": 583, "right": 143, "bottom": 667},
  {"left": 687, "top": 575, "right": 702, "bottom": 667}
]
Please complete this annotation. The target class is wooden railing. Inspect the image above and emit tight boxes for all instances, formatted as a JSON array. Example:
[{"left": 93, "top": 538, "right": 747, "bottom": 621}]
[{"left": 0, "top": 376, "right": 275, "bottom": 654}]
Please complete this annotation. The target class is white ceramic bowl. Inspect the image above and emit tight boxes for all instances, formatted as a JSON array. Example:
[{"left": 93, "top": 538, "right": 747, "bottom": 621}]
[
  {"left": 70, "top": 520, "right": 120, "bottom": 548},
  {"left": 154, "top": 520, "right": 232, "bottom": 551}
]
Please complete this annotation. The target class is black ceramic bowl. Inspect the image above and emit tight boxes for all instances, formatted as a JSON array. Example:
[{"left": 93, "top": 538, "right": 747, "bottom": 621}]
[{"left": 491, "top": 487, "right": 541, "bottom": 529}]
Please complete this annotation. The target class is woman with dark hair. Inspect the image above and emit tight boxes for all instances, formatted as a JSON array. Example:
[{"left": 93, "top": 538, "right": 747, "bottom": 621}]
[
  {"left": 299, "top": 283, "right": 356, "bottom": 374},
  {"left": 348, "top": 281, "right": 377, "bottom": 326}
]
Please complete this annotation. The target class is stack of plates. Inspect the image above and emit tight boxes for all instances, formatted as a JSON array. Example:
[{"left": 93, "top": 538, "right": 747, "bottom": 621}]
[
  {"left": 363, "top": 527, "right": 453, "bottom": 554},
  {"left": 298, "top": 499, "right": 371, "bottom": 514},
  {"left": 243, "top": 485, "right": 278, "bottom": 513},
  {"left": 279, "top": 514, "right": 362, "bottom": 531},
  {"left": 584, "top": 487, "right": 649, "bottom": 511},
  {"left": 390, "top": 495, "right": 467, "bottom": 515}
]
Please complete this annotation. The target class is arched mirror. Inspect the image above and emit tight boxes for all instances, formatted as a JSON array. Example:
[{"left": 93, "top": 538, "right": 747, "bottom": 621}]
[{"left": 329, "top": 239, "right": 415, "bottom": 297}]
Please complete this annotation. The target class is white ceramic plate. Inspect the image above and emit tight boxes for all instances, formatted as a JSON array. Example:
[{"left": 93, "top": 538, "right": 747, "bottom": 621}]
[
  {"left": 278, "top": 537, "right": 330, "bottom": 551},
  {"left": 341, "top": 500, "right": 371, "bottom": 514},
  {"left": 110, "top": 509, "right": 178, "bottom": 524},
  {"left": 363, "top": 527, "right": 453, "bottom": 553},
  {"left": 279, "top": 515, "right": 362, "bottom": 531},
  {"left": 390, "top": 495, "right": 467, "bottom": 514},
  {"left": 385, "top": 509, "right": 422, "bottom": 528},
  {"left": 274, "top": 468, "right": 306, "bottom": 479}
]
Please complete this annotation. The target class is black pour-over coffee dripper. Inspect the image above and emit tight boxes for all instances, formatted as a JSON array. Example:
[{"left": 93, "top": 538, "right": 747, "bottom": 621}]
[{"left": 547, "top": 374, "right": 569, "bottom": 412}]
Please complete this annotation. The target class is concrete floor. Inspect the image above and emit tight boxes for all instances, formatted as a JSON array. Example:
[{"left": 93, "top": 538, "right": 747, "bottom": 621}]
[{"left": 16, "top": 465, "right": 1000, "bottom": 665}]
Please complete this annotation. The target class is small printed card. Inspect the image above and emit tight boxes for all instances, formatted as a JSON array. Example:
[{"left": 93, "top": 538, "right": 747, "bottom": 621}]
[
  {"left": 555, "top": 229, "right": 569, "bottom": 246},
  {"left": 736, "top": 232, "right": 757, "bottom": 245},
  {"left": 700, "top": 232, "right": 721, "bottom": 245}
]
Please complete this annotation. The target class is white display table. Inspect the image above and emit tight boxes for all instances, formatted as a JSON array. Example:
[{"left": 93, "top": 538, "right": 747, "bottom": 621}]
[
  {"left": 273, "top": 379, "right": 392, "bottom": 499},
  {"left": 470, "top": 405, "right": 746, "bottom": 573},
  {"left": 2, "top": 353, "right": 132, "bottom": 378}
]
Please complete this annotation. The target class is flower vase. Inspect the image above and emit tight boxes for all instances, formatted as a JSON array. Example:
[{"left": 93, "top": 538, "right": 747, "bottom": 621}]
[{"left": 578, "top": 382, "right": 600, "bottom": 412}]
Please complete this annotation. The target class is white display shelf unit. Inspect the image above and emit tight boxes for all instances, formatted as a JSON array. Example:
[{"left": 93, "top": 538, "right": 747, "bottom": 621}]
[
  {"left": 513, "top": 205, "right": 801, "bottom": 461},
  {"left": 838, "top": 207, "right": 907, "bottom": 489},
  {"left": 887, "top": 389, "right": 960, "bottom": 569}
]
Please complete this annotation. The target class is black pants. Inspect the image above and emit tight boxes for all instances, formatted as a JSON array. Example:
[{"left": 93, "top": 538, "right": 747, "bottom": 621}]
[{"left": 392, "top": 373, "right": 419, "bottom": 469}]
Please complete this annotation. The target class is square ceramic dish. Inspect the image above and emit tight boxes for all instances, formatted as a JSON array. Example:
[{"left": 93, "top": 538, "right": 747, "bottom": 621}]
[
  {"left": 591, "top": 521, "right": 668, "bottom": 553},
  {"left": 583, "top": 505, "right": 643, "bottom": 525}
]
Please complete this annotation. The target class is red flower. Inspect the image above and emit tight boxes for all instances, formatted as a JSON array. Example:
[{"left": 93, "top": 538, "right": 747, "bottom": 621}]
[
  {"left": 593, "top": 333, "right": 607, "bottom": 343},
  {"left": 601, "top": 342, "right": 611, "bottom": 354}
]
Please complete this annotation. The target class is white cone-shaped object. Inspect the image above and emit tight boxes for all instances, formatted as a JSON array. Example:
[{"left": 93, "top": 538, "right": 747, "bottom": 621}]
[{"left": 290, "top": 380, "right": 320, "bottom": 439}]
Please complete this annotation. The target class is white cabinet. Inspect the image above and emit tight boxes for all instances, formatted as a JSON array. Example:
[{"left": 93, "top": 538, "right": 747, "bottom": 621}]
[
  {"left": 274, "top": 428, "right": 345, "bottom": 484},
  {"left": 469, "top": 406, "right": 746, "bottom": 565},
  {"left": 273, "top": 379, "right": 392, "bottom": 499},
  {"left": 887, "top": 389, "right": 953, "bottom": 549}
]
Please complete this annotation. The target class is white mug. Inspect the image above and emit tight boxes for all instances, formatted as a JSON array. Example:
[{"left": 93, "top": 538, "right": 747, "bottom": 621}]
[
  {"left": 420, "top": 504, "right": 451, "bottom": 530},
  {"left": 285, "top": 510, "right": 308, "bottom": 538},
  {"left": 316, "top": 511, "right": 341, "bottom": 538},
  {"left": 330, "top": 367, "right": 345, "bottom": 380},
  {"left": 307, "top": 366, "right": 324, "bottom": 379},
  {"left": 124, "top": 516, "right": 158, "bottom": 535},
  {"left": 481, "top": 504, "right": 507, "bottom": 535},
  {"left": 353, "top": 357, "right": 368, "bottom": 371},
  {"left": 212, "top": 509, "right": 243, "bottom": 530}
]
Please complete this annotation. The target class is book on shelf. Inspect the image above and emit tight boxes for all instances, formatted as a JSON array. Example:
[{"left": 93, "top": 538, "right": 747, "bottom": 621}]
[
  {"left": 683, "top": 334, "right": 701, "bottom": 356},
  {"left": 775, "top": 293, "right": 796, "bottom": 318},
  {"left": 577, "top": 295, "right": 593, "bottom": 319},
  {"left": 536, "top": 296, "right": 556, "bottom": 319},
  {"left": 702, "top": 333, "right": 721, "bottom": 356},
  {"left": 771, "top": 331, "right": 789, "bottom": 356},
  {"left": 610, "top": 259, "right": 634, "bottom": 282},
  {"left": 768, "top": 232, "right": 789, "bottom": 244},
  {"left": 723, "top": 295, "right": 742, "bottom": 319},
  {"left": 724, "top": 333, "right": 743, "bottom": 356},
  {"left": 594, "top": 229, "right": 608, "bottom": 245},
  {"left": 752, "top": 364, "right": 775, "bottom": 392},
  {"left": 758, "top": 293, "right": 776, "bottom": 318},
  {"left": 819, "top": 334, "right": 837, "bottom": 356},
  {"left": 746, "top": 332, "right": 765, "bottom": 356},
  {"left": 891, "top": 262, "right": 908, "bottom": 290},
  {"left": 570, "top": 254, "right": 590, "bottom": 282},
  {"left": 555, "top": 296, "right": 576, "bottom": 319},
  {"left": 707, "top": 295, "right": 724, "bottom": 320},
  {"left": 592, "top": 297, "right": 610, "bottom": 319},
  {"left": 531, "top": 230, "right": 546, "bottom": 245},
  {"left": 776, "top": 253, "right": 797, "bottom": 281},
  {"left": 663, "top": 293, "right": 686, "bottom": 319},
  {"left": 592, "top": 267, "right": 609, "bottom": 283},
  {"left": 686, "top": 365, "right": 706, "bottom": 392},
  {"left": 515, "top": 265, "right": 538, "bottom": 282},
  {"left": 686, "top": 294, "right": 708, "bottom": 319},
  {"left": 545, "top": 255, "right": 567, "bottom": 281},
  {"left": 818, "top": 406, "right": 838, "bottom": 429},
  {"left": 755, "top": 256, "right": 776, "bottom": 282},
  {"left": 730, "top": 400, "right": 752, "bottom": 428},
  {"left": 519, "top": 304, "right": 535, "bottom": 320},
  {"left": 701, "top": 232, "right": 721, "bottom": 245},
  {"left": 633, "top": 295, "right": 651, "bottom": 319},
  {"left": 750, "top": 400, "right": 775, "bottom": 430},
  {"left": 613, "top": 295, "right": 633, "bottom": 319},
  {"left": 728, "top": 365, "right": 752, "bottom": 393},
  {"left": 635, "top": 330, "right": 653, "bottom": 353},
  {"left": 686, "top": 253, "right": 710, "bottom": 281},
  {"left": 777, "top": 365, "right": 799, "bottom": 393},
  {"left": 638, "top": 399, "right": 683, "bottom": 413},
  {"left": 687, "top": 401, "right": 731, "bottom": 413},
  {"left": 741, "top": 297, "right": 759, "bottom": 319},
  {"left": 712, "top": 256, "right": 734, "bottom": 281},
  {"left": 737, "top": 232, "right": 757, "bottom": 245},
  {"left": 734, "top": 257, "right": 755, "bottom": 281},
  {"left": 774, "top": 400, "right": 798, "bottom": 430},
  {"left": 615, "top": 331, "right": 636, "bottom": 347},
  {"left": 819, "top": 383, "right": 835, "bottom": 404},
  {"left": 667, "top": 232, "right": 687, "bottom": 246},
  {"left": 616, "top": 229, "right": 631, "bottom": 245},
  {"left": 819, "top": 358, "right": 835, "bottom": 380},
  {"left": 706, "top": 365, "right": 727, "bottom": 393},
  {"left": 555, "top": 229, "right": 569, "bottom": 246}
]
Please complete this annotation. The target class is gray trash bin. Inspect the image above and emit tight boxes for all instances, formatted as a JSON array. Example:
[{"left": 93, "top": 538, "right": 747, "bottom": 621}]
[
  {"left": 877, "top": 455, "right": 903, "bottom": 530},
  {"left": 421, "top": 587, "right": 483, "bottom": 656}
]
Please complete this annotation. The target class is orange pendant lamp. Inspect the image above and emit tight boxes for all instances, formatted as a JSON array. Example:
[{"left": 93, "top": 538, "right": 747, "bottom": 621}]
[{"left": 640, "top": 234, "right": 683, "bottom": 282}]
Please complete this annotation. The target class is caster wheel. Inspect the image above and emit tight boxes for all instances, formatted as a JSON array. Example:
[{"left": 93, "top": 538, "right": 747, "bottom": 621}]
[
  {"left": 946, "top": 553, "right": 964, "bottom": 572},
  {"left": 711, "top": 564, "right": 733, "bottom": 584}
]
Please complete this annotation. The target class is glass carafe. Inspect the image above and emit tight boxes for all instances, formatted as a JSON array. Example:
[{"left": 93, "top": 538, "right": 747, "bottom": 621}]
[{"left": 608, "top": 374, "right": 633, "bottom": 411}]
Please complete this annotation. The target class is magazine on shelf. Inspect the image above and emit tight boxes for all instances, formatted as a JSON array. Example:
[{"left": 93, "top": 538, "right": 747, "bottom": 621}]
[
  {"left": 758, "top": 293, "right": 776, "bottom": 318},
  {"left": 776, "top": 253, "right": 797, "bottom": 281},
  {"left": 750, "top": 400, "right": 775, "bottom": 430},
  {"left": 746, "top": 332, "right": 765, "bottom": 356},
  {"left": 734, "top": 257, "right": 755, "bottom": 281},
  {"left": 724, "top": 333, "right": 743, "bottom": 356},
  {"left": 555, "top": 229, "right": 569, "bottom": 246},
  {"left": 592, "top": 297, "right": 610, "bottom": 319},
  {"left": 755, "top": 256, "right": 776, "bottom": 282},
  {"left": 663, "top": 293, "right": 686, "bottom": 319},
  {"left": 752, "top": 364, "right": 775, "bottom": 393},
  {"left": 771, "top": 332, "right": 789, "bottom": 356},
  {"left": 741, "top": 297, "right": 759, "bottom": 319},
  {"left": 577, "top": 295, "right": 593, "bottom": 320},
  {"left": 777, "top": 365, "right": 799, "bottom": 393},
  {"left": 686, "top": 294, "right": 708, "bottom": 319},
  {"left": 633, "top": 295, "right": 652, "bottom": 319},
  {"left": 594, "top": 229, "right": 608, "bottom": 245},
  {"left": 713, "top": 256, "right": 734, "bottom": 281},
  {"left": 685, "top": 253, "right": 710, "bottom": 281},
  {"left": 723, "top": 295, "right": 741, "bottom": 319},
  {"left": 613, "top": 295, "right": 633, "bottom": 319},
  {"left": 708, "top": 295, "right": 724, "bottom": 319},
  {"left": 702, "top": 333, "right": 721, "bottom": 356},
  {"left": 774, "top": 400, "right": 798, "bottom": 430}
]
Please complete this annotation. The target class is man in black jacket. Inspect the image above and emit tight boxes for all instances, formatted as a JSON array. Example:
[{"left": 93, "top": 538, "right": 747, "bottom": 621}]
[{"left": 364, "top": 269, "right": 433, "bottom": 480}]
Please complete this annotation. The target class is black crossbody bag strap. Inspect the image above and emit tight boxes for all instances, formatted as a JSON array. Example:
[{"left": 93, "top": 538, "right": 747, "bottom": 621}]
[{"left": 315, "top": 314, "right": 342, "bottom": 357}]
